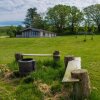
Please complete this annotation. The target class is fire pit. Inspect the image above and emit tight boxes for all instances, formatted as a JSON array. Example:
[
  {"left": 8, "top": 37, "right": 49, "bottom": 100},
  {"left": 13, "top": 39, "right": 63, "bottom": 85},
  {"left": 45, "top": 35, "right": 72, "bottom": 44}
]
[{"left": 18, "top": 58, "right": 36, "bottom": 76}]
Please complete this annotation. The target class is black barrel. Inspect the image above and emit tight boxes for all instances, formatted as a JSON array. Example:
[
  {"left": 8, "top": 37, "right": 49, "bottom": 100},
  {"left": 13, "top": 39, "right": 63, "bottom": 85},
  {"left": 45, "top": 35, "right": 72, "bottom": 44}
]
[{"left": 18, "top": 58, "right": 36, "bottom": 76}]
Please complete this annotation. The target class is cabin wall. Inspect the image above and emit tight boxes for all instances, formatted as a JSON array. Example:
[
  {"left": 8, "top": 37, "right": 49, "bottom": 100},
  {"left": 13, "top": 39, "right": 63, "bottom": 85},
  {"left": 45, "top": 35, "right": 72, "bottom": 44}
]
[
  {"left": 40, "top": 31, "right": 43, "bottom": 37},
  {"left": 22, "top": 30, "right": 40, "bottom": 38},
  {"left": 16, "top": 29, "right": 56, "bottom": 38},
  {"left": 16, "top": 35, "right": 22, "bottom": 38}
]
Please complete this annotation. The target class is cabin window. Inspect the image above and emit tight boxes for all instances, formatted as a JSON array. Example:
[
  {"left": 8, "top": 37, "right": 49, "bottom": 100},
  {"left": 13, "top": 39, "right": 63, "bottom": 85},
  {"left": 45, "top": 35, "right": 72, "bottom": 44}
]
[
  {"left": 35, "top": 32, "right": 37, "bottom": 36},
  {"left": 36, "top": 32, "right": 38, "bottom": 36},
  {"left": 34, "top": 32, "right": 36, "bottom": 36},
  {"left": 24, "top": 32, "right": 26, "bottom": 37},
  {"left": 32, "top": 31, "right": 35, "bottom": 36},
  {"left": 26, "top": 31, "right": 28, "bottom": 37},
  {"left": 34, "top": 32, "right": 37, "bottom": 36},
  {"left": 43, "top": 32, "right": 45, "bottom": 36},
  {"left": 30, "top": 31, "right": 32, "bottom": 36},
  {"left": 37, "top": 32, "right": 39, "bottom": 36}
]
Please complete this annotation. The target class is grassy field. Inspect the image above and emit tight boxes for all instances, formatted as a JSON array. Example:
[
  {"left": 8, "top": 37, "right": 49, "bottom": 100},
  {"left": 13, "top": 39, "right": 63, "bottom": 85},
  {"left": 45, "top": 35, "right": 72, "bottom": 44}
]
[{"left": 0, "top": 35, "right": 100, "bottom": 100}]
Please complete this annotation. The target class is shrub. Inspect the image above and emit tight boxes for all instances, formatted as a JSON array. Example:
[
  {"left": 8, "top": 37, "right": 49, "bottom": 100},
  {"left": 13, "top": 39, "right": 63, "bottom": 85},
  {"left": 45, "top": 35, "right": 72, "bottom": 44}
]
[
  {"left": 7, "top": 61, "right": 18, "bottom": 71},
  {"left": 23, "top": 75, "right": 34, "bottom": 84},
  {"left": 51, "top": 82, "right": 62, "bottom": 94},
  {"left": 43, "top": 60, "right": 63, "bottom": 69},
  {"left": 14, "top": 83, "right": 43, "bottom": 100},
  {"left": 13, "top": 70, "right": 20, "bottom": 78}
]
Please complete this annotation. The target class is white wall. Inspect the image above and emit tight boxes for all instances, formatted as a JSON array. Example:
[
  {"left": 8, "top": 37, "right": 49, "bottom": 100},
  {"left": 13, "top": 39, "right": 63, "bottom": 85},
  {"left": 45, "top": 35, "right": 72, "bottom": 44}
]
[
  {"left": 40, "top": 31, "right": 43, "bottom": 37},
  {"left": 21, "top": 30, "right": 56, "bottom": 38}
]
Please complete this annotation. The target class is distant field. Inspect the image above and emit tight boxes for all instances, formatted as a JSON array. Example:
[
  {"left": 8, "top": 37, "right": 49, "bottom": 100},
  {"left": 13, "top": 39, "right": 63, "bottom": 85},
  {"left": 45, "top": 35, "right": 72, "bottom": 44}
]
[
  {"left": 0, "top": 26, "right": 9, "bottom": 36},
  {"left": 0, "top": 35, "right": 100, "bottom": 99}
]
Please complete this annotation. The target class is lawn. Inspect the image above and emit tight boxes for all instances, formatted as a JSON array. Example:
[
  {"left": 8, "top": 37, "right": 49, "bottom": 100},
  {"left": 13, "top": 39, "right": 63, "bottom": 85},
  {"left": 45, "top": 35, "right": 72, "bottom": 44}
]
[{"left": 0, "top": 35, "right": 100, "bottom": 100}]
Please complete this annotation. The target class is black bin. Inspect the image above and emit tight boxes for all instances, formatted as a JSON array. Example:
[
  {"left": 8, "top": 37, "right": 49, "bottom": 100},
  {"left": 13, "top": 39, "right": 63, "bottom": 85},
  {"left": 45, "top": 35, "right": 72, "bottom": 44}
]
[{"left": 18, "top": 58, "right": 36, "bottom": 76}]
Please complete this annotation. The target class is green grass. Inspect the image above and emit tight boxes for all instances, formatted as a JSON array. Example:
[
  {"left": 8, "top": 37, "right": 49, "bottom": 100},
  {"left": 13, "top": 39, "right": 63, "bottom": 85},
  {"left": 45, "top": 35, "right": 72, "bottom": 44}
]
[{"left": 0, "top": 35, "right": 100, "bottom": 99}]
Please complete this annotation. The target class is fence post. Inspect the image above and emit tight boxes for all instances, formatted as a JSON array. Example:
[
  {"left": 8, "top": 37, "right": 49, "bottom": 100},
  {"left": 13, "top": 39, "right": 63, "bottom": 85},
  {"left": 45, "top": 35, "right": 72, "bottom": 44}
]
[
  {"left": 15, "top": 53, "right": 23, "bottom": 61},
  {"left": 64, "top": 56, "right": 74, "bottom": 68},
  {"left": 53, "top": 51, "right": 60, "bottom": 61},
  {"left": 71, "top": 69, "right": 91, "bottom": 100}
]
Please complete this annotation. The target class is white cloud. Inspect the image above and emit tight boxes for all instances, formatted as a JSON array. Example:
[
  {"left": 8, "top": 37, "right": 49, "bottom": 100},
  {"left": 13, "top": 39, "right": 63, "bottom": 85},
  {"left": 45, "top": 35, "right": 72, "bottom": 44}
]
[{"left": 0, "top": 0, "right": 100, "bottom": 21}]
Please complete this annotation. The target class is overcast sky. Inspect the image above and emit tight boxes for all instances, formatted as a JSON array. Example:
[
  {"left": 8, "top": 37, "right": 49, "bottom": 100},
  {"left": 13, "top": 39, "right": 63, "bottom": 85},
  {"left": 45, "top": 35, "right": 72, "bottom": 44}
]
[{"left": 0, "top": 0, "right": 100, "bottom": 22}]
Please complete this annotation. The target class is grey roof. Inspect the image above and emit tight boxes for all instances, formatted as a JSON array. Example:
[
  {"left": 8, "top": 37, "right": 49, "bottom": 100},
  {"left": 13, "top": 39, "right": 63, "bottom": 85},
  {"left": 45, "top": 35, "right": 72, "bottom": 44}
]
[
  {"left": 22, "top": 28, "right": 43, "bottom": 32},
  {"left": 22, "top": 28, "right": 56, "bottom": 34}
]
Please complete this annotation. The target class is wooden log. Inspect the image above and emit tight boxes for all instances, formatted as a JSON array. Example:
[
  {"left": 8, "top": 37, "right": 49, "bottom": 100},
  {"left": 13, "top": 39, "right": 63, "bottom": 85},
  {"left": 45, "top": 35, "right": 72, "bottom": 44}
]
[
  {"left": 71, "top": 69, "right": 91, "bottom": 100},
  {"left": 53, "top": 51, "right": 60, "bottom": 61},
  {"left": 15, "top": 53, "right": 23, "bottom": 61},
  {"left": 22, "top": 54, "right": 52, "bottom": 57},
  {"left": 64, "top": 56, "right": 74, "bottom": 68}
]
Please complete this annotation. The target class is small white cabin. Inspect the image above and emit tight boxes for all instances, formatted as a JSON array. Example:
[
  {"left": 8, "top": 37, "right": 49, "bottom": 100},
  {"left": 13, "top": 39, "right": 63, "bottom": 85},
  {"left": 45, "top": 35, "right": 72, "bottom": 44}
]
[{"left": 16, "top": 28, "right": 56, "bottom": 38}]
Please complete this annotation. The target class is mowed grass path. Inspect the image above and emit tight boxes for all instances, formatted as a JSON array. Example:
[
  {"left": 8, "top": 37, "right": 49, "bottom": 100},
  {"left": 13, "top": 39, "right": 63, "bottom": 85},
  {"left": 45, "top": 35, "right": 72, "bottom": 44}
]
[{"left": 0, "top": 35, "right": 100, "bottom": 99}]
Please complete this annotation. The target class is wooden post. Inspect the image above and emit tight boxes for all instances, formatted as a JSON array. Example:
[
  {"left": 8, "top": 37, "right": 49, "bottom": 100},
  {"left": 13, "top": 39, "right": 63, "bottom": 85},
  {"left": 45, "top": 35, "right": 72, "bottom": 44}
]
[
  {"left": 53, "top": 51, "right": 60, "bottom": 61},
  {"left": 64, "top": 56, "right": 74, "bottom": 68},
  {"left": 15, "top": 53, "right": 23, "bottom": 61},
  {"left": 71, "top": 69, "right": 91, "bottom": 100}
]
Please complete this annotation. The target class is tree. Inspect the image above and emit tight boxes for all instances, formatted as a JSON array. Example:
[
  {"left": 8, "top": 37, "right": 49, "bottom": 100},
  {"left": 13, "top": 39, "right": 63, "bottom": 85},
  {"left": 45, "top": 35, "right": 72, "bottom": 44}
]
[
  {"left": 15, "top": 25, "right": 23, "bottom": 35},
  {"left": 24, "top": 8, "right": 37, "bottom": 27},
  {"left": 69, "top": 6, "right": 83, "bottom": 33},
  {"left": 74, "top": 23, "right": 79, "bottom": 38},
  {"left": 84, "top": 22, "right": 88, "bottom": 42},
  {"left": 84, "top": 4, "right": 100, "bottom": 32},
  {"left": 7, "top": 26, "right": 23, "bottom": 38},
  {"left": 24, "top": 8, "right": 44, "bottom": 28},
  {"left": 91, "top": 24, "right": 95, "bottom": 40},
  {"left": 83, "top": 11, "right": 92, "bottom": 33},
  {"left": 7, "top": 26, "right": 16, "bottom": 37},
  {"left": 46, "top": 5, "right": 71, "bottom": 35}
]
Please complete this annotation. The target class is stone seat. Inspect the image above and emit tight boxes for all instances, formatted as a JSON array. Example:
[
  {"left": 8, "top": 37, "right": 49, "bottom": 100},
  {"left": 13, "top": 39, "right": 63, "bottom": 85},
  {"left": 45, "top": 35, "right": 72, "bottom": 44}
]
[{"left": 62, "top": 57, "right": 81, "bottom": 82}]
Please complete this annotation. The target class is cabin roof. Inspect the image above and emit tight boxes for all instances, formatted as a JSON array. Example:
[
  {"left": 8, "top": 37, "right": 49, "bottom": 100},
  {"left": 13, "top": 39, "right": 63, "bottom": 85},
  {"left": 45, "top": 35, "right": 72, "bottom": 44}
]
[
  {"left": 22, "top": 28, "right": 56, "bottom": 34},
  {"left": 22, "top": 28, "right": 43, "bottom": 32}
]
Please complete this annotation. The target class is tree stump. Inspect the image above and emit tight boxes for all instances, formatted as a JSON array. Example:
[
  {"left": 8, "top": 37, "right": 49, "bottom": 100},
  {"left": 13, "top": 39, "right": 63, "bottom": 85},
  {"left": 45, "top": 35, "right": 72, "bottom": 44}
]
[
  {"left": 18, "top": 58, "right": 36, "bottom": 76},
  {"left": 53, "top": 51, "right": 60, "bottom": 61},
  {"left": 71, "top": 69, "right": 91, "bottom": 100},
  {"left": 64, "top": 56, "right": 74, "bottom": 68},
  {"left": 15, "top": 53, "right": 23, "bottom": 61}
]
